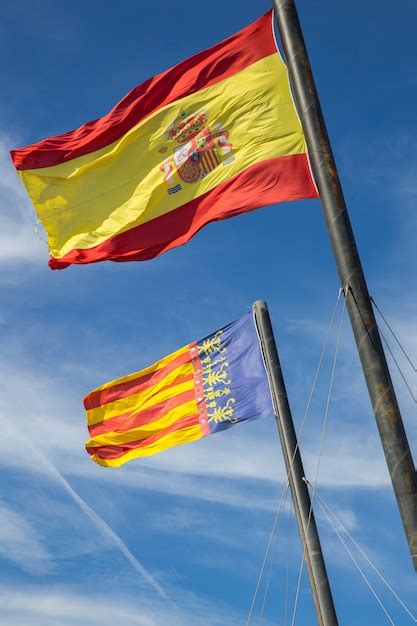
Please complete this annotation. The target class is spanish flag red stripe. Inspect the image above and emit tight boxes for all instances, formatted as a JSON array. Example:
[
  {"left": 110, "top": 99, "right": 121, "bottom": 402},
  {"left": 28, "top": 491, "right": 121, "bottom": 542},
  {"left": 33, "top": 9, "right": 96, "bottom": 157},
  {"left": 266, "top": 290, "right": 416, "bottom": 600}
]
[
  {"left": 86, "top": 414, "right": 200, "bottom": 460},
  {"left": 49, "top": 153, "right": 316, "bottom": 269},
  {"left": 87, "top": 389, "right": 197, "bottom": 437},
  {"left": 84, "top": 349, "right": 191, "bottom": 410},
  {"left": 11, "top": 12, "right": 275, "bottom": 171}
]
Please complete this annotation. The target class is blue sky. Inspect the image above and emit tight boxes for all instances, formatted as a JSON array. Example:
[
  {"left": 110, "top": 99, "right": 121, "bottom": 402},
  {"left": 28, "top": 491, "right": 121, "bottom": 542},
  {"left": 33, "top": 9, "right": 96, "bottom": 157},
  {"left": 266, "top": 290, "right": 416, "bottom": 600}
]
[{"left": 1, "top": 0, "right": 417, "bottom": 624}]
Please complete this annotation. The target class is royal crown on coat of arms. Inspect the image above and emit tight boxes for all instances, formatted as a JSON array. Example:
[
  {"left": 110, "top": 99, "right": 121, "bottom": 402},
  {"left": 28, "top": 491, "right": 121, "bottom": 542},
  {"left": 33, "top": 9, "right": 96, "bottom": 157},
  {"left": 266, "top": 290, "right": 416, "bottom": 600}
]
[{"left": 159, "top": 109, "right": 235, "bottom": 194}]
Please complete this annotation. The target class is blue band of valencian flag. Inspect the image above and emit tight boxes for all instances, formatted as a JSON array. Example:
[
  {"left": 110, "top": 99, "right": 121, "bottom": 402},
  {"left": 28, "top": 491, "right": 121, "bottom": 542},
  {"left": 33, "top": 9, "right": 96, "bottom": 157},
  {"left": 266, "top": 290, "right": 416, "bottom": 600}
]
[{"left": 195, "top": 312, "right": 273, "bottom": 434}]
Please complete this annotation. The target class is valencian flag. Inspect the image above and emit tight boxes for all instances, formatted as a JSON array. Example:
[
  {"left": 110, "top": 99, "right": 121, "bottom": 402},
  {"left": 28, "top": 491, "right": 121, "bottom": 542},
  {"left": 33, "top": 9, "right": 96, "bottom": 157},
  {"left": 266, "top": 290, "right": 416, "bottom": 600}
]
[
  {"left": 84, "top": 313, "right": 273, "bottom": 467},
  {"left": 11, "top": 11, "right": 317, "bottom": 270}
]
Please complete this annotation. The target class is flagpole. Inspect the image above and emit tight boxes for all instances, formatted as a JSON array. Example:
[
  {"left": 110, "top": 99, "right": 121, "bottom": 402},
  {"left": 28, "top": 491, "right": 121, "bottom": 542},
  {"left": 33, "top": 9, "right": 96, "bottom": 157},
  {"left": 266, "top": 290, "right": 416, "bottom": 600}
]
[
  {"left": 271, "top": 0, "right": 417, "bottom": 569},
  {"left": 253, "top": 301, "right": 338, "bottom": 626}
]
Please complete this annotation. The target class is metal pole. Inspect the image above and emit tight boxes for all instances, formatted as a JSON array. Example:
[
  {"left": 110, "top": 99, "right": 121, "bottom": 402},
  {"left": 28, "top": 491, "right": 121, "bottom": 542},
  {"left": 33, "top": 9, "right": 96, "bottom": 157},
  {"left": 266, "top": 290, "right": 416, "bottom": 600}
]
[
  {"left": 253, "top": 300, "right": 338, "bottom": 626},
  {"left": 272, "top": 0, "right": 417, "bottom": 569}
]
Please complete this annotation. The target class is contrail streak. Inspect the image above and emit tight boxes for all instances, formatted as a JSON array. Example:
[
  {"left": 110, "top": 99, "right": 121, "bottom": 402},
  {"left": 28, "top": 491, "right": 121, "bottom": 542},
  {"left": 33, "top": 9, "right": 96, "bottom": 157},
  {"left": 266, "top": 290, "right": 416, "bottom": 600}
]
[
  {"left": 40, "top": 455, "right": 169, "bottom": 600},
  {"left": 7, "top": 420, "right": 169, "bottom": 601}
]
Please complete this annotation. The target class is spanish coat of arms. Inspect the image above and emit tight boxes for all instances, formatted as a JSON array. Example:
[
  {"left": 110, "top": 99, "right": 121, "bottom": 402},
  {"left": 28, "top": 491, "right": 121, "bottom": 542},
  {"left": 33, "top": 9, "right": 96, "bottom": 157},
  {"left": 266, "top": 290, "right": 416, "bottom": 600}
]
[{"left": 159, "top": 110, "right": 235, "bottom": 195}]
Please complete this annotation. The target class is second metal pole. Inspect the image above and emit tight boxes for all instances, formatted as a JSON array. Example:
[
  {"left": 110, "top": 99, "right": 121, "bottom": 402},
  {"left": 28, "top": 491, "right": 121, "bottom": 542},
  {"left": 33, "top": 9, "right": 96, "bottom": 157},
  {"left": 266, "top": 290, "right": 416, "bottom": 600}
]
[{"left": 253, "top": 300, "right": 338, "bottom": 626}]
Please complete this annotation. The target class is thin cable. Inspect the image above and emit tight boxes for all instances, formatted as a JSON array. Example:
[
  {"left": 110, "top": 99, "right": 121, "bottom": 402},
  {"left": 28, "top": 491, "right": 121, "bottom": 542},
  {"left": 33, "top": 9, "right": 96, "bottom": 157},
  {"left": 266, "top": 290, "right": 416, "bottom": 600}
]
[
  {"left": 291, "top": 295, "right": 346, "bottom": 626},
  {"left": 245, "top": 481, "right": 290, "bottom": 626},
  {"left": 255, "top": 291, "right": 342, "bottom": 479},
  {"left": 314, "top": 489, "right": 417, "bottom": 623},
  {"left": 294, "top": 289, "right": 342, "bottom": 449},
  {"left": 257, "top": 490, "right": 290, "bottom": 626},
  {"left": 310, "top": 295, "right": 347, "bottom": 498},
  {"left": 284, "top": 499, "right": 293, "bottom": 626},
  {"left": 379, "top": 325, "right": 417, "bottom": 403},
  {"left": 371, "top": 297, "right": 417, "bottom": 372},
  {"left": 315, "top": 496, "right": 396, "bottom": 626}
]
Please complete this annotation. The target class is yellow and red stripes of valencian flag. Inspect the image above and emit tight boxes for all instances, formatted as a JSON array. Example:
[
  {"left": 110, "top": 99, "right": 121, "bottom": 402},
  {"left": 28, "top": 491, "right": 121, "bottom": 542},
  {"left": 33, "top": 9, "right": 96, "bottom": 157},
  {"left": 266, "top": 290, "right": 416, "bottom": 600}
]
[
  {"left": 84, "top": 312, "right": 274, "bottom": 467},
  {"left": 84, "top": 344, "right": 209, "bottom": 467},
  {"left": 11, "top": 11, "right": 318, "bottom": 270}
]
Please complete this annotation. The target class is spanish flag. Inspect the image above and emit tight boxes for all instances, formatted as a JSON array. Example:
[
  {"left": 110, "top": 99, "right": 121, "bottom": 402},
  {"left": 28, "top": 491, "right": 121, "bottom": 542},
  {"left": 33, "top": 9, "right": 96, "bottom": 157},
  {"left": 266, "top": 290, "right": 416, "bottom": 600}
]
[
  {"left": 11, "top": 11, "right": 317, "bottom": 270},
  {"left": 84, "top": 313, "right": 273, "bottom": 467}
]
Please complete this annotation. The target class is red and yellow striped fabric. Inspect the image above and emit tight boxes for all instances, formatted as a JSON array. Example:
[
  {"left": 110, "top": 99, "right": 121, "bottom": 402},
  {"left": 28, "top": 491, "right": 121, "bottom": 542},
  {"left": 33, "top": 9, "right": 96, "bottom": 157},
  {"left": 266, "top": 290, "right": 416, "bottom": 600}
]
[
  {"left": 11, "top": 11, "right": 317, "bottom": 269},
  {"left": 84, "top": 313, "right": 273, "bottom": 467},
  {"left": 84, "top": 344, "right": 201, "bottom": 467}
]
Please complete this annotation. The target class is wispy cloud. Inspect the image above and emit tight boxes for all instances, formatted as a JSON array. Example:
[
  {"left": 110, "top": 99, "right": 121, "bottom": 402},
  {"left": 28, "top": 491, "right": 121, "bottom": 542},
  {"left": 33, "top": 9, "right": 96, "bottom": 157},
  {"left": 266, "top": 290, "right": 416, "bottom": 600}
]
[
  {"left": 38, "top": 453, "right": 170, "bottom": 601},
  {"left": 0, "top": 585, "right": 259, "bottom": 626},
  {"left": 0, "top": 402, "right": 170, "bottom": 601},
  {"left": 0, "top": 131, "right": 45, "bottom": 266},
  {"left": 0, "top": 501, "right": 52, "bottom": 574}
]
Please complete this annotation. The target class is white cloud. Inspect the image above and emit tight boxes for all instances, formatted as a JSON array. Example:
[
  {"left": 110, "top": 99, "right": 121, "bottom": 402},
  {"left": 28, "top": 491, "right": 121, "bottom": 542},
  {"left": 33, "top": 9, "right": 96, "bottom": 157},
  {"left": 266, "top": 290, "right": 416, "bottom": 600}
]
[
  {"left": 0, "top": 131, "right": 45, "bottom": 266},
  {"left": 0, "top": 586, "right": 256, "bottom": 626},
  {"left": 0, "top": 502, "right": 52, "bottom": 574},
  {"left": 37, "top": 451, "right": 169, "bottom": 600},
  {"left": 0, "top": 397, "right": 169, "bottom": 598},
  {"left": 322, "top": 504, "right": 358, "bottom": 533}
]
